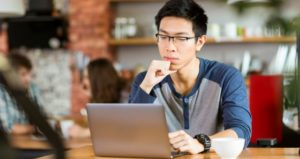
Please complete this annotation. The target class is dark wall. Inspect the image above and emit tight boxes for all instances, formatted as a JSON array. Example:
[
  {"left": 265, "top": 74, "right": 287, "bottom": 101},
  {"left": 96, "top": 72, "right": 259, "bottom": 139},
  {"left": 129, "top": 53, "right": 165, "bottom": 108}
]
[
  {"left": 27, "top": 0, "right": 53, "bottom": 16},
  {"left": 7, "top": 17, "right": 68, "bottom": 49}
]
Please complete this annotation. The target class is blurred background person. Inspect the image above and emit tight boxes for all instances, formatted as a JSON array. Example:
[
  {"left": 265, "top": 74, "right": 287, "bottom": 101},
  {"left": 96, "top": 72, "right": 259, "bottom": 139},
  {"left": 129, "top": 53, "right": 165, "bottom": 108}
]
[
  {"left": 0, "top": 52, "right": 44, "bottom": 135},
  {"left": 68, "top": 58, "right": 127, "bottom": 138},
  {"left": 87, "top": 58, "right": 123, "bottom": 103}
]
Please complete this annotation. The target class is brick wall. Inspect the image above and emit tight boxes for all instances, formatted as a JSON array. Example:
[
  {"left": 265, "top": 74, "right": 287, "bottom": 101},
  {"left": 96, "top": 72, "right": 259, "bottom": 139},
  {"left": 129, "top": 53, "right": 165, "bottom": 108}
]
[
  {"left": 68, "top": 0, "right": 111, "bottom": 59},
  {"left": 68, "top": 0, "right": 112, "bottom": 114},
  {"left": 0, "top": 25, "right": 8, "bottom": 54}
]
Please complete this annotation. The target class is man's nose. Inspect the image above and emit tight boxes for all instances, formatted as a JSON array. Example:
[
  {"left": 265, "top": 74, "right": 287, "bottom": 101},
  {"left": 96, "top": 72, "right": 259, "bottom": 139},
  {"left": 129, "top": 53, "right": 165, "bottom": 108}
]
[
  {"left": 166, "top": 37, "right": 176, "bottom": 52},
  {"left": 168, "top": 37, "right": 175, "bottom": 43}
]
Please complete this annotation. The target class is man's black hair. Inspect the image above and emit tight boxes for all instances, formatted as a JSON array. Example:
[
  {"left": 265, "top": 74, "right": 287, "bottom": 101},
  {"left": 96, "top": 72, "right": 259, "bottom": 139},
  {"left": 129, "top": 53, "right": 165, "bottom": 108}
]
[{"left": 155, "top": 0, "right": 208, "bottom": 37}]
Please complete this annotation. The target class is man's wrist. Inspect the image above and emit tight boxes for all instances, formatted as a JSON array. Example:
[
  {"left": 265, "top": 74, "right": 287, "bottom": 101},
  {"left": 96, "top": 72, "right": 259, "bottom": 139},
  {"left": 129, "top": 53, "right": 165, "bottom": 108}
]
[
  {"left": 194, "top": 134, "right": 211, "bottom": 153},
  {"left": 140, "top": 82, "right": 153, "bottom": 94}
]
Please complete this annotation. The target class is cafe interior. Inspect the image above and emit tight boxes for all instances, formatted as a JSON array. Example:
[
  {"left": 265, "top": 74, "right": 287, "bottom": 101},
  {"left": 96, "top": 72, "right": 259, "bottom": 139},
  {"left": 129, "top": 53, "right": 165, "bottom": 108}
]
[{"left": 0, "top": 0, "right": 300, "bottom": 158}]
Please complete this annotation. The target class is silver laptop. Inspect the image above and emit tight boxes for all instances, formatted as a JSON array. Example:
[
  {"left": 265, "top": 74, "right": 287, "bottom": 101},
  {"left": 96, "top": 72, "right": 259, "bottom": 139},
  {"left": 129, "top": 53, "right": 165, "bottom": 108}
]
[{"left": 86, "top": 103, "right": 173, "bottom": 158}]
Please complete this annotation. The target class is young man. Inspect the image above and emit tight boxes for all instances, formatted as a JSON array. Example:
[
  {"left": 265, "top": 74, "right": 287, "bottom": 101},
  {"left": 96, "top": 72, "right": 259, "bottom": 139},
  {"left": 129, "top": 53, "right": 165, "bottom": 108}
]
[
  {"left": 129, "top": 0, "right": 251, "bottom": 154},
  {"left": 0, "top": 52, "right": 44, "bottom": 135}
]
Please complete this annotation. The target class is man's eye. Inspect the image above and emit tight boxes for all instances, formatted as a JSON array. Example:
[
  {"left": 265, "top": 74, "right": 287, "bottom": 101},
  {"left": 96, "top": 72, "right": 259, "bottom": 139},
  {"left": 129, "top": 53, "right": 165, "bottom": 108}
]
[
  {"left": 160, "top": 35, "right": 168, "bottom": 40},
  {"left": 176, "top": 37, "right": 187, "bottom": 41}
]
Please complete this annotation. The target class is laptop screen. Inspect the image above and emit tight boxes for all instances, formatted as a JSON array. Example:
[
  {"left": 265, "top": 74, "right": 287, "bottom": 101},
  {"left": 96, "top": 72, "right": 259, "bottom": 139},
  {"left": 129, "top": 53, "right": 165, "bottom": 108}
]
[{"left": 86, "top": 103, "right": 172, "bottom": 158}]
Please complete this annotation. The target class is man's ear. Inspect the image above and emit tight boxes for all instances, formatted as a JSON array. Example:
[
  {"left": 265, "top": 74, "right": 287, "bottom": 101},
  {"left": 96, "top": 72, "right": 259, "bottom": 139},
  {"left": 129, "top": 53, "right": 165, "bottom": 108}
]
[{"left": 196, "top": 35, "right": 207, "bottom": 51}]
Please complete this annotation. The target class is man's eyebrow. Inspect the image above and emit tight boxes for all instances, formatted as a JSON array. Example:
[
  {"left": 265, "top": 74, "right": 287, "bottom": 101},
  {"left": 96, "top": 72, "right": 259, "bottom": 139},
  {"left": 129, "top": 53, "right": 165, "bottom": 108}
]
[
  {"left": 158, "top": 29, "right": 168, "bottom": 34},
  {"left": 158, "top": 29, "right": 190, "bottom": 36}
]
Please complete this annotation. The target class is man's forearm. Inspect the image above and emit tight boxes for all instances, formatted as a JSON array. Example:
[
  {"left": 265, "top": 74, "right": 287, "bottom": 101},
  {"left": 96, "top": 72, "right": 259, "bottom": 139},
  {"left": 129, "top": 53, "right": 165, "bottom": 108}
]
[
  {"left": 209, "top": 129, "right": 238, "bottom": 140},
  {"left": 140, "top": 81, "right": 154, "bottom": 94},
  {"left": 129, "top": 87, "right": 156, "bottom": 103}
]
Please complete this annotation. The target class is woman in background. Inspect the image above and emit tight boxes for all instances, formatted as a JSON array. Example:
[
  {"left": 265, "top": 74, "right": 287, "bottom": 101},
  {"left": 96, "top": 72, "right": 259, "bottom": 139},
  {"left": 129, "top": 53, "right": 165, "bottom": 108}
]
[
  {"left": 69, "top": 58, "right": 125, "bottom": 138},
  {"left": 86, "top": 58, "right": 123, "bottom": 103}
]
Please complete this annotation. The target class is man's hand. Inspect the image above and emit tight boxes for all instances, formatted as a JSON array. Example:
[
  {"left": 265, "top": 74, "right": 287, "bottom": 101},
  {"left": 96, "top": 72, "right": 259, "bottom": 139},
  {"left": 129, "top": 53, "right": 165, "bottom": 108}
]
[
  {"left": 140, "top": 60, "right": 176, "bottom": 94},
  {"left": 169, "top": 130, "right": 204, "bottom": 154}
]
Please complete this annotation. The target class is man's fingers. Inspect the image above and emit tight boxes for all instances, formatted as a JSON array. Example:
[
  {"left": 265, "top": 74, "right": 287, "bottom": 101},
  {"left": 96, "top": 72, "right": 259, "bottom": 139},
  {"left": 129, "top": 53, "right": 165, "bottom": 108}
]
[
  {"left": 169, "top": 130, "right": 203, "bottom": 154},
  {"left": 169, "top": 130, "right": 189, "bottom": 145},
  {"left": 178, "top": 144, "right": 190, "bottom": 152},
  {"left": 168, "top": 131, "right": 180, "bottom": 138},
  {"left": 166, "top": 69, "right": 177, "bottom": 74},
  {"left": 172, "top": 140, "right": 187, "bottom": 149},
  {"left": 169, "top": 130, "right": 186, "bottom": 138},
  {"left": 169, "top": 135, "right": 184, "bottom": 144},
  {"left": 149, "top": 60, "right": 177, "bottom": 78},
  {"left": 150, "top": 60, "right": 170, "bottom": 73},
  {"left": 155, "top": 70, "right": 167, "bottom": 77}
]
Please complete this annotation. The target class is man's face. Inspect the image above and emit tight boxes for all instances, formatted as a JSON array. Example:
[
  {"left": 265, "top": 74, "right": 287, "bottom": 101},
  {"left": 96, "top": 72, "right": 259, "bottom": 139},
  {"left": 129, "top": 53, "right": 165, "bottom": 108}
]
[
  {"left": 157, "top": 16, "right": 205, "bottom": 71},
  {"left": 17, "top": 67, "right": 32, "bottom": 89}
]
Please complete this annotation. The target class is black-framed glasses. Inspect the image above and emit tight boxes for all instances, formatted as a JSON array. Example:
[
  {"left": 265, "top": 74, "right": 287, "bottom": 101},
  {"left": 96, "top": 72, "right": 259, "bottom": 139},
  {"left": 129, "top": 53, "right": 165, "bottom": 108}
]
[{"left": 155, "top": 33, "right": 198, "bottom": 45}]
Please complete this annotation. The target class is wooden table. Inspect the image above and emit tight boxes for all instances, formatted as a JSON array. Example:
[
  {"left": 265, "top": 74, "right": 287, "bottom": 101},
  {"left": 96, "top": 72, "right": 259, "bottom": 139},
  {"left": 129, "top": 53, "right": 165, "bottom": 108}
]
[
  {"left": 10, "top": 115, "right": 90, "bottom": 150},
  {"left": 10, "top": 135, "right": 91, "bottom": 150},
  {"left": 38, "top": 146, "right": 300, "bottom": 159}
]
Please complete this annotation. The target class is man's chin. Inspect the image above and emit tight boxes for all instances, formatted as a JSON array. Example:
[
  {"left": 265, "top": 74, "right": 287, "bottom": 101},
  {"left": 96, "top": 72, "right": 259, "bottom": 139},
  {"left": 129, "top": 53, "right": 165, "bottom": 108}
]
[{"left": 169, "top": 66, "right": 178, "bottom": 72}]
